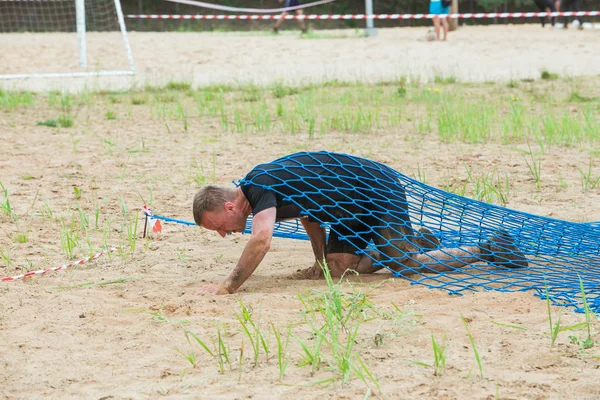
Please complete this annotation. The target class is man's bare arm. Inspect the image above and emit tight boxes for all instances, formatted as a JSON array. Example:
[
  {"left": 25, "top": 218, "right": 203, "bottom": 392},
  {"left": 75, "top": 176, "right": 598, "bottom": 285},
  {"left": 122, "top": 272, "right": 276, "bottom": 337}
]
[
  {"left": 221, "top": 207, "right": 276, "bottom": 293},
  {"left": 300, "top": 218, "right": 327, "bottom": 264}
]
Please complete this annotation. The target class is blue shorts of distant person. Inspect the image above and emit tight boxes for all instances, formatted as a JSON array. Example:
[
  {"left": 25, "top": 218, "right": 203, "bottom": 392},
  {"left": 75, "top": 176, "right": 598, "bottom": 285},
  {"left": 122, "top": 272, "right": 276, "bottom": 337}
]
[
  {"left": 284, "top": 0, "right": 300, "bottom": 8},
  {"left": 429, "top": 0, "right": 450, "bottom": 15}
]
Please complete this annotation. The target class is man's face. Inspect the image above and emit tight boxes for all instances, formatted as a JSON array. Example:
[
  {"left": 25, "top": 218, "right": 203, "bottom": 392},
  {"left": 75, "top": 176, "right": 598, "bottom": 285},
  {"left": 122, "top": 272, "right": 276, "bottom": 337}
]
[{"left": 201, "top": 204, "right": 247, "bottom": 238}]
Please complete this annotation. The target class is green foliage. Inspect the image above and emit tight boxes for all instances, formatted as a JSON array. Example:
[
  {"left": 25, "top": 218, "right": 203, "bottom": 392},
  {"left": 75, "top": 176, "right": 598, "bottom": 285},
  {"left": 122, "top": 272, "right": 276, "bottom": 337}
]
[
  {"left": 58, "top": 114, "right": 74, "bottom": 128},
  {"left": 165, "top": 81, "right": 192, "bottom": 91},
  {"left": 541, "top": 70, "right": 559, "bottom": 81},
  {"left": 0, "top": 89, "right": 34, "bottom": 109},
  {"left": 36, "top": 119, "right": 58, "bottom": 128}
]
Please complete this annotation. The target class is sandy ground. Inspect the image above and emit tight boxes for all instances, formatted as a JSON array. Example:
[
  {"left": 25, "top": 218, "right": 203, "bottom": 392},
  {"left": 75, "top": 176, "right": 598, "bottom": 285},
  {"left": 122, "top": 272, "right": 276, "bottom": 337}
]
[
  {"left": 1, "top": 27, "right": 600, "bottom": 399},
  {"left": 1, "top": 25, "right": 600, "bottom": 92}
]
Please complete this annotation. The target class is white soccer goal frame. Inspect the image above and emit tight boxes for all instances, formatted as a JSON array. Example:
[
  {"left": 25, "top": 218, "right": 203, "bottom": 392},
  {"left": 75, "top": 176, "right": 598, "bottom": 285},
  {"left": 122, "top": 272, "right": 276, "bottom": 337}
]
[{"left": 0, "top": 0, "right": 136, "bottom": 80}]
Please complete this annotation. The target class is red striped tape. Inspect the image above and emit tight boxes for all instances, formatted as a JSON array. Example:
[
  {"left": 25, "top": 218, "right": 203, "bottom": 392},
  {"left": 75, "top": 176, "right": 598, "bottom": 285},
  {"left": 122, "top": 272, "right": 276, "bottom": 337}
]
[{"left": 126, "top": 11, "right": 600, "bottom": 20}]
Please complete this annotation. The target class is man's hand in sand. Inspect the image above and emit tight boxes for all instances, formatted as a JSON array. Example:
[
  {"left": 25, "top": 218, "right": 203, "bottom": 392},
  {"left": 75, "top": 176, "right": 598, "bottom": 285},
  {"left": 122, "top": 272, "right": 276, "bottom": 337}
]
[{"left": 197, "top": 283, "right": 231, "bottom": 295}]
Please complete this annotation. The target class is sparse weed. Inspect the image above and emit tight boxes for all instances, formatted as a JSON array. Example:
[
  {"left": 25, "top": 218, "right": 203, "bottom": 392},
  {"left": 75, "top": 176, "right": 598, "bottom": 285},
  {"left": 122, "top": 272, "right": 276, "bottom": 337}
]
[
  {"left": 523, "top": 143, "right": 542, "bottom": 189},
  {"left": 491, "top": 321, "right": 528, "bottom": 330},
  {"left": 578, "top": 277, "right": 595, "bottom": 347},
  {"left": 136, "top": 183, "right": 154, "bottom": 208},
  {"left": 0, "top": 89, "right": 35, "bottom": 109},
  {"left": 434, "top": 75, "right": 457, "bottom": 85},
  {"left": 0, "top": 247, "right": 13, "bottom": 267},
  {"left": 58, "top": 114, "right": 74, "bottom": 128},
  {"left": 437, "top": 96, "right": 496, "bottom": 144},
  {"left": 464, "top": 166, "right": 510, "bottom": 205},
  {"left": 176, "top": 348, "right": 199, "bottom": 369},
  {"left": 217, "top": 328, "right": 232, "bottom": 374},
  {"left": 236, "top": 299, "right": 269, "bottom": 367},
  {"left": 241, "top": 85, "right": 263, "bottom": 103},
  {"left": 296, "top": 262, "right": 379, "bottom": 390},
  {"left": 578, "top": 158, "right": 600, "bottom": 193},
  {"left": 0, "top": 181, "right": 16, "bottom": 219},
  {"left": 187, "top": 159, "right": 207, "bottom": 187},
  {"left": 131, "top": 96, "right": 147, "bottom": 105},
  {"left": 60, "top": 216, "right": 79, "bottom": 260},
  {"left": 272, "top": 81, "right": 299, "bottom": 98},
  {"left": 165, "top": 81, "right": 192, "bottom": 91},
  {"left": 272, "top": 323, "right": 291, "bottom": 380},
  {"left": 176, "top": 249, "right": 188, "bottom": 266},
  {"left": 40, "top": 200, "right": 53, "bottom": 219},
  {"left": 542, "top": 285, "right": 589, "bottom": 347},
  {"left": 125, "top": 213, "right": 139, "bottom": 254},
  {"left": 108, "top": 95, "right": 121, "bottom": 104},
  {"left": 461, "top": 313, "right": 483, "bottom": 379},
  {"left": 13, "top": 231, "right": 28, "bottom": 244},
  {"left": 568, "top": 92, "right": 596, "bottom": 103},
  {"left": 431, "top": 333, "right": 448, "bottom": 376}
]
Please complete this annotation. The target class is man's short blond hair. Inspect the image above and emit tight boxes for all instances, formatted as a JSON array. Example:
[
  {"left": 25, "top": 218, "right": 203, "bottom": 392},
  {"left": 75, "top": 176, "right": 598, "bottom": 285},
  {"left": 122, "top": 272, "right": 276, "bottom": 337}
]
[{"left": 192, "top": 185, "right": 237, "bottom": 226}]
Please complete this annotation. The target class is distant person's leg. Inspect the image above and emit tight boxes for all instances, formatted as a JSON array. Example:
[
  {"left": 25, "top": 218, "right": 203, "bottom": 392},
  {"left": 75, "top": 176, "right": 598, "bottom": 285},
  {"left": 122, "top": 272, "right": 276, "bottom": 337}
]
[
  {"left": 432, "top": 16, "right": 442, "bottom": 40},
  {"left": 441, "top": 15, "right": 449, "bottom": 40},
  {"left": 440, "top": 2, "right": 450, "bottom": 40},
  {"left": 274, "top": 11, "right": 288, "bottom": 33},
  {"left": 430, "top": 1, "right": 442, "bottom": 40},
  {"left": 573, "top": 0, "right": 583, "bottom": 27},
  {"left": 561, "top": 0, "right": 573, "bottom": 28},
  {"left": 534, "top": 0, "right": 547, "bottom": 26}
]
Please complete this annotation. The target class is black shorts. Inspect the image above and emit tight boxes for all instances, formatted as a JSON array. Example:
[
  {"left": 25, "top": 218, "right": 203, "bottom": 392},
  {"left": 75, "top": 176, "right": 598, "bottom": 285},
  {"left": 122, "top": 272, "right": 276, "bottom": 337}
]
[
  {"left": 284, "top": 0, "right": 300, "bottom": 8},
  {"left": 325, "top": 204, "right": 415, "bottom": 257}
]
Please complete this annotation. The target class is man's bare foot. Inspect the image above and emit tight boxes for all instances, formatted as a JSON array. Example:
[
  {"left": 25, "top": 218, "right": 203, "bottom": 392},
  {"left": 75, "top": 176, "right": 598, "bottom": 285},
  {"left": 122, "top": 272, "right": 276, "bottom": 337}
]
[
  {"left": 289, "top": 262, "right": 323, "bottom": 280},
  {"left": 413, "top": 227, "right": 440, "bottom": 251},
  {"left": 481, "top": 229, "right": 529, "bottom": 268}
]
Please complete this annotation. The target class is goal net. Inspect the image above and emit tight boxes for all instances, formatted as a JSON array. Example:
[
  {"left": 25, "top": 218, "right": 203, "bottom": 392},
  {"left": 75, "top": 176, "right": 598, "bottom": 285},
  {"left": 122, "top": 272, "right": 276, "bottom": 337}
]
[{"left": 0, "top": 0, "right": 135, "bottom": 79}]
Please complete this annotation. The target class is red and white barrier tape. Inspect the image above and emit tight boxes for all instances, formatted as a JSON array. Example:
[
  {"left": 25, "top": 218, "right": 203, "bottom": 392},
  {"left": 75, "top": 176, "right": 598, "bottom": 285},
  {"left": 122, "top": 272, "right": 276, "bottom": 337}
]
[
  {"left": 1, "top": 247, "right": 120, "bottom": 282},
  {"left": 127, "top": 11, "right": 600, "bottom": 20},
  {"left": 165, "top": 0, "right": 337, "bottom": 14}
]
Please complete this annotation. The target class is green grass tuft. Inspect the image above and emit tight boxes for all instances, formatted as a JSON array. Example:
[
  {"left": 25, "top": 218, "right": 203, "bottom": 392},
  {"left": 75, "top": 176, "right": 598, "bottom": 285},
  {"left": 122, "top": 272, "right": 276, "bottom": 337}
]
[
  {"left": 36, "top": 119, "right": 58, "bottom": 128},
  {"left": 568, "top": 91, "right": 597, "bottom": 103},
  {"left": 165, "top": 81, "right": 192, "bottom": 91},
  {"left": 540, "top": 70, "right": 559, "bottom": 80}
]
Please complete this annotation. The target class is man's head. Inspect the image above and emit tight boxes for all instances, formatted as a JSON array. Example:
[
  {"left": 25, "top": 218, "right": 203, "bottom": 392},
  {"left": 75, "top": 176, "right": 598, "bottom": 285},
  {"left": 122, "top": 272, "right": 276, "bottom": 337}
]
[{"left": 193, "top": 185, "right": 248, "bottom": 237}]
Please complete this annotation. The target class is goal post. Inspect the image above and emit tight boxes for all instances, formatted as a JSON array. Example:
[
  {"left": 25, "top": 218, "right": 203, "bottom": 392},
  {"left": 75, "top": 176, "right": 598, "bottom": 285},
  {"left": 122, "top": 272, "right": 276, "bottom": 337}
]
[
  {"left": 76, "top": 0, "right": 87, "bottom": 69},
  {"left": 0, "top": 0, "right": 135, "bottom": 80}
]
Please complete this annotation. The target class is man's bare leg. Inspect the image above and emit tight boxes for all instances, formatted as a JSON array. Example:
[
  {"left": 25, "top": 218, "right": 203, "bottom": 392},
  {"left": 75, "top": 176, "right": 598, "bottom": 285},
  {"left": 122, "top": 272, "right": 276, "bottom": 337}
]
[
  {"left": 382, "top": 229, "right": 528, "bottom": 275},
  {"left": 274, "top": 11, "right": 288, "bottom": 32},
  {"left": 391, "top": 246, "right": 484, "bottom": 276}
]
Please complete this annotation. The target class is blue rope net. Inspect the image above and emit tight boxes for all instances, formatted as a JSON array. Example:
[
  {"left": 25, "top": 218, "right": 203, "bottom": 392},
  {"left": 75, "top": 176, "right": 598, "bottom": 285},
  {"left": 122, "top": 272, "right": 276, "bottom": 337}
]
[{"left": 234, "top": 151, "right": 600, "bottom": 313}]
